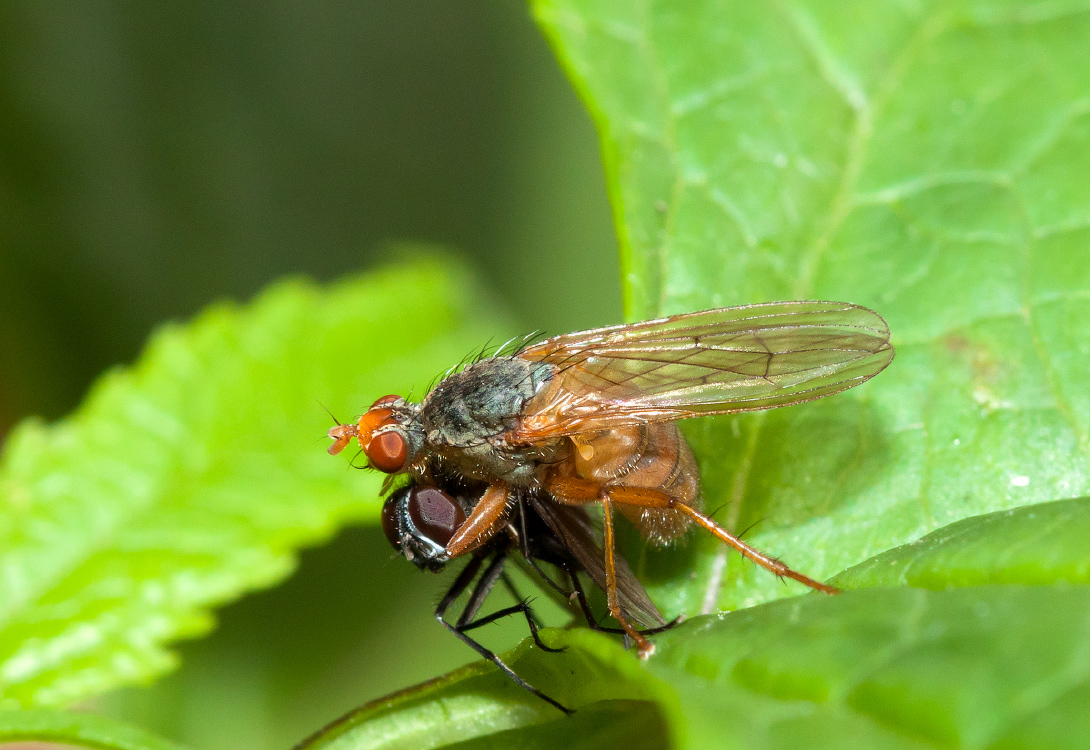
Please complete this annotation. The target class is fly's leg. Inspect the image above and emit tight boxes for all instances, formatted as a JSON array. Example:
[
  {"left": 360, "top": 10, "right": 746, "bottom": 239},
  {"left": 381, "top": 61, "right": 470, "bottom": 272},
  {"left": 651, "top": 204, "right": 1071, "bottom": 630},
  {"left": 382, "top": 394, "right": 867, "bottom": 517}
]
[
  {"left": 515, "top": 494, "right": 574, "bottom": 601},
  {"left": 545, "top": 477, "right": 654, "bottom": 654},
  {"left": 558, "top": 559, "right": 679, "bottom": 637},
  {"left": 599, "top": 492, "right": 654, "bottom": 655},
  {"left": 611, "top": 484, "right": 839, "bottom": 594},
  {"left": 497, "top": 571, "right": 574, "bottom": 652},
  {"left": 516, "top": 489, "right": 675, "bottom": 637},
  {"left": 454, "top": 549, "right": 503, "bottom": 626},
  {"left": 499, "top": 572, "right": 542, "bottom": 629},
  {"left": 457, "top": 604, "right": 564, "bottom": 655},
  {"left": 446, "top": 482, "right": 512, "bottom": 558},
  {"left": 542, "top": 475, "right": 655, "bottom": 656},
  {"left": 437, "top": 551, "right": 572, "bottom": 715},
  {"left": 456, "top": 549, "right": 563, "bottom": 655},
  {"left": 560, "top": 563, "right": 598, "bottom": 626},
  {"left": 547, "top": 476, "right": 840, "bottom": 596}
]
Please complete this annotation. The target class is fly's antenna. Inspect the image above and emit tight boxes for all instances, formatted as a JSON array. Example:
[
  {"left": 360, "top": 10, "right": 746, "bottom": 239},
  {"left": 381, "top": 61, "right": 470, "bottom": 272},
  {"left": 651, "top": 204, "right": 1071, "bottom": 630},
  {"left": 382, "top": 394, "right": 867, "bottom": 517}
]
[{"left": 316, "top": 399, "right": 342, "bottom": 426}]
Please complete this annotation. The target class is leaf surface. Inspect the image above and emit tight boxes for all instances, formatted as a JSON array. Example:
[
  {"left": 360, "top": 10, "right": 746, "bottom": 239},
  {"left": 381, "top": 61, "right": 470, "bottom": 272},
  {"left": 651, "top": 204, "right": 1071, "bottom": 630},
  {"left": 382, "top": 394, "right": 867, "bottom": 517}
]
[
  {"left": 300, "top": 585, "right": 1090, "bottom": 750},
  {"left": 0, "top": 709, "right": 187, "bottom": 750},
  {"left": 833, "top": 496, "right": 1090, "bottom": 589},
  {"left": 533, "top": 0, "right": 1090, "bottom": 614}
]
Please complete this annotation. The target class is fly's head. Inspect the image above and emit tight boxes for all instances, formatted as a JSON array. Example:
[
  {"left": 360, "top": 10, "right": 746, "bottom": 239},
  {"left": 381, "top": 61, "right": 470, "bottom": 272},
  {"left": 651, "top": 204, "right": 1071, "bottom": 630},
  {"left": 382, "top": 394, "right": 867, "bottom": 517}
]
[
  {"left": 380, "top": 484, "right": 467, "bottom": 572},
  {"left": 327, "top": 395, "right": 424, "bottom": 474}
]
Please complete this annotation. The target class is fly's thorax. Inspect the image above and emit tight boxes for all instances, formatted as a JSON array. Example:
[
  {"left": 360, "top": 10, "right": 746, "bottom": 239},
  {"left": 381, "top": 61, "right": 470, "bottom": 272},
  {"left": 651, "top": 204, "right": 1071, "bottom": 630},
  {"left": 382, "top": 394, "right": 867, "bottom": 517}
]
[
  {"left": 432, "top": 436, "right": 568, "bottom": 487},
  {"left": 419, "top": 357, "right": 559, "bottom": 485},
  {"left": 422, "top": 357, "right": 555, "bottom": 446}
]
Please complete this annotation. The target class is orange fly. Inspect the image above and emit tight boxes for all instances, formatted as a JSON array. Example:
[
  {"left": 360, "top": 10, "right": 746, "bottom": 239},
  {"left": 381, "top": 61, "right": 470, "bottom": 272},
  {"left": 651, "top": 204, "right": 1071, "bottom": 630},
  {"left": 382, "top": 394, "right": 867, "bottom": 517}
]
[{"left": 329, "top": 301, "right": 893, "bottom": 711}]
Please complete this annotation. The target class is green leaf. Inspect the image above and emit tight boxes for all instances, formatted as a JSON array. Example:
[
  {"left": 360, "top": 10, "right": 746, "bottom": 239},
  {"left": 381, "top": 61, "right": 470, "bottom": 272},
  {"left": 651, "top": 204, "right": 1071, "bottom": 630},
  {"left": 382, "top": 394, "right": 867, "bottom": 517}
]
[
  {"left": 300, "top": 585, "right": 1090, "bottom": 750},
  {"left": 650, "top": 585, "right": 1090, "bottom": 750},
  {"left": 0, "top": 256, "right": 510, "bottom": 708},
  {"left": 832, "top": 496, "right": 1090, "bottom": 589},
  {"left": 532, "top": 0, "right": 1090, "bottom": 614},
  {"left": 0, "top": 709, "right": 188, "bottom": 750},
  {"left": 295, "top": 628, "right": 676, "bottom": 750}
]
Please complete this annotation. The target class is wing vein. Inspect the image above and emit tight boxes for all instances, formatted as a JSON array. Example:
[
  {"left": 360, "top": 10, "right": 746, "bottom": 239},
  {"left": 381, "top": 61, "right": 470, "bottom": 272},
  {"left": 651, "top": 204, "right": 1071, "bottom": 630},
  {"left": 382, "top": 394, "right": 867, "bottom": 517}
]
[{"left": 510, "top": 301, "right": 893, "bottom": 441}]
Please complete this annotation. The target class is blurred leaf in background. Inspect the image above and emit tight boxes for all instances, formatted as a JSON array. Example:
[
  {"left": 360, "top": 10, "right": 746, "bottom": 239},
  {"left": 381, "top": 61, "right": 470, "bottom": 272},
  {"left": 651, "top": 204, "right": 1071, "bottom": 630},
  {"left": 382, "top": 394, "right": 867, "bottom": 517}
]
[
  {"left": 0, "top": 0, "right": 620, "bottom": 429},
  {"left": 0, "top": 1, "right": 618, "bottom": 748}
]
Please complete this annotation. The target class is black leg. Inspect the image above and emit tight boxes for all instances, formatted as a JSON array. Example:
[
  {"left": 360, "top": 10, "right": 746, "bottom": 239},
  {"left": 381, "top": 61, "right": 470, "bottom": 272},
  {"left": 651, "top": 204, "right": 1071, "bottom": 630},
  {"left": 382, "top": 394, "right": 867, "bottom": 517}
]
[
  {"left": 455, "top": 549, "right": 564, "bottom": 654},
  {"left": 501, "top": 572, "right": 543, "bottom": 630},
  {"left": 436, "top": 553, "right": 573, "bottom": 715},
  {"left": 437, "top": 554, "right": 485, "bottom": 617},
  {"left": 458, "top": 602, "right": 565, "bottom": 654},
  {"left": 456, "top": 549, "right": 508, "bottom": 627},
  {"left": 500, "top": 572, "right": 530, "bottom": 614},
  {"left": 516, "top": 494, "right": 571, "bottom": 599},
  {"left": 515, "top": 495, "right": 676, "bottom": 637},
  {"left": 561, "top": 561, "right": 680, "bottom": 636}
]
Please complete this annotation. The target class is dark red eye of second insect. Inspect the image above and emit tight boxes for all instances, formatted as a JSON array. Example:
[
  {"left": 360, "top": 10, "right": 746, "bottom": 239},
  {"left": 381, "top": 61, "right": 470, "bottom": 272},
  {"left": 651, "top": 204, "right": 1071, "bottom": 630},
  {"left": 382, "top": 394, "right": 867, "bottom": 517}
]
[
  {"left": 407, "top": 486, "right": 466, "bottom": 547},
  {"left": 380, "top": 493, "right": 403, "bottom": 551}
]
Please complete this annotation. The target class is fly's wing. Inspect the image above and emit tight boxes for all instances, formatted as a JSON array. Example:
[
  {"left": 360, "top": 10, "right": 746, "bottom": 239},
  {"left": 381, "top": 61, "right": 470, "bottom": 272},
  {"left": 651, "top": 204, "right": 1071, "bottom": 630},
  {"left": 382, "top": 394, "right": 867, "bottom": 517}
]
[
  {"left": 528, "top": 493, "right": 666, "bottom": 628},
  {"left": 511, "top": 301, "right": 893, "bottom": 441}
]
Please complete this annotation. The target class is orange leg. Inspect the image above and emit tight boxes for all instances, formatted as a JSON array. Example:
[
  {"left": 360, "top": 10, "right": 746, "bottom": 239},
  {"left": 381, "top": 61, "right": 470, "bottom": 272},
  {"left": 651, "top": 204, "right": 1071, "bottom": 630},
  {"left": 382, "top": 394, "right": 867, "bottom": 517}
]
[
  {"left": 446, "top": 482, "right": 512, "bottom": 558},
  {"left": 545, "top": 476, "right": 656, "bottom": 656},
  {"left": 599, "top": 492, "right": 655, "bottom": 656},
  {"left": 546, "top": 476, "right": 839, "bottom": 598}
]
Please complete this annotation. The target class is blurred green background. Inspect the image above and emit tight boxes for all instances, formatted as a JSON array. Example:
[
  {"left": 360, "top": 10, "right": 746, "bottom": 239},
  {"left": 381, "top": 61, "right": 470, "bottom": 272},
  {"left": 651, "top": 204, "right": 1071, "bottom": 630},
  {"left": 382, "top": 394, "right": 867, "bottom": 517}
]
[{"left": 0, "top": 1, "right": 619, "bottom": 747}]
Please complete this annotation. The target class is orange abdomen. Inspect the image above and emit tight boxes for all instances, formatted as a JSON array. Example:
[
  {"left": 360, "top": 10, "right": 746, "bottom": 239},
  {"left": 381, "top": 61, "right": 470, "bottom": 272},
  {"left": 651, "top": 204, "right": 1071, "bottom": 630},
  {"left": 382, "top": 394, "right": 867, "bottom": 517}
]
[{"left": 569, "top": 422, "right": 701, "bottom": 545}]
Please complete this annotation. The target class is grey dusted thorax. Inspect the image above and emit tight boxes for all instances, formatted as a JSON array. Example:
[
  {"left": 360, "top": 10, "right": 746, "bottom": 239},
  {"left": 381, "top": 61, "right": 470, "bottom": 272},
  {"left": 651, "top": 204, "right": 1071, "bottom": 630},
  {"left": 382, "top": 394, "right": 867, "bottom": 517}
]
[{"left": 420, "top": 357, "right": 564, "bottom": 486}]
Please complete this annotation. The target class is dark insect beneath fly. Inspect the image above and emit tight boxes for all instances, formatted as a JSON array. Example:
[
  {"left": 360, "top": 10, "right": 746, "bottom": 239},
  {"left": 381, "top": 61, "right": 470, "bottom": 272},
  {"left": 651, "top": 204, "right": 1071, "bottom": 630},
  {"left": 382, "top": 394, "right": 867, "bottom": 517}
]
[
  {"left": 329, "top": 301, "right": 894, "bottom": 713},
  {"left": 379, "top": 480, "right": 675, "bottom": 713}
]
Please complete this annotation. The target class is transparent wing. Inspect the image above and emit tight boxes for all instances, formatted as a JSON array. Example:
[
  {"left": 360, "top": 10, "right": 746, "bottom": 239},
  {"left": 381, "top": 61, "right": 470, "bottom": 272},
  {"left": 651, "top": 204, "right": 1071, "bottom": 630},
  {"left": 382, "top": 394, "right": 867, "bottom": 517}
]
[
  {"left": 511, "top": 301, "right": 893, "bottom": 441},
  {"left": 528, "top": 493, "right": 665, "bottom": 628}
]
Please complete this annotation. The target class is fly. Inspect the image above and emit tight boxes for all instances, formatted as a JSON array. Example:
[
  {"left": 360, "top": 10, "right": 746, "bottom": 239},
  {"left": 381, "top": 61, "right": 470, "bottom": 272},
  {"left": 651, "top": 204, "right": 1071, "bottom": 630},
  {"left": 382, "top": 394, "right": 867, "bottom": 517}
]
[{"left": 329, "top": 301, "right": 894, "bottom": 711}]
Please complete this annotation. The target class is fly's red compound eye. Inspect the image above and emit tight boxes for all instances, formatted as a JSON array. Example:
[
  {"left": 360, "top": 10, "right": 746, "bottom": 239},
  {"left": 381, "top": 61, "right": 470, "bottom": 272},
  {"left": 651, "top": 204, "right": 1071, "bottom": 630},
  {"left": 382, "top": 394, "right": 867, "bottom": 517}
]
[
  {"left": 371, "top": 394, "right": 401, "bottom": 409},
  {"left": 367, "top": 430, "right": 407, "bottom": 473},
  {"left": 407, "top": 486, "right": 465, "bottom": 547}
]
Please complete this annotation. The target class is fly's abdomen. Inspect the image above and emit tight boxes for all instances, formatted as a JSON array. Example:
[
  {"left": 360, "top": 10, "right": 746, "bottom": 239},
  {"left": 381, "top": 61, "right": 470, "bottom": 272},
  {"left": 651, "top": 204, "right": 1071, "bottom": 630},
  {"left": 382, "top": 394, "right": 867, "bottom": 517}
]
[{"left": 571, "top": 422, "right": 700, "bottom": 545}]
